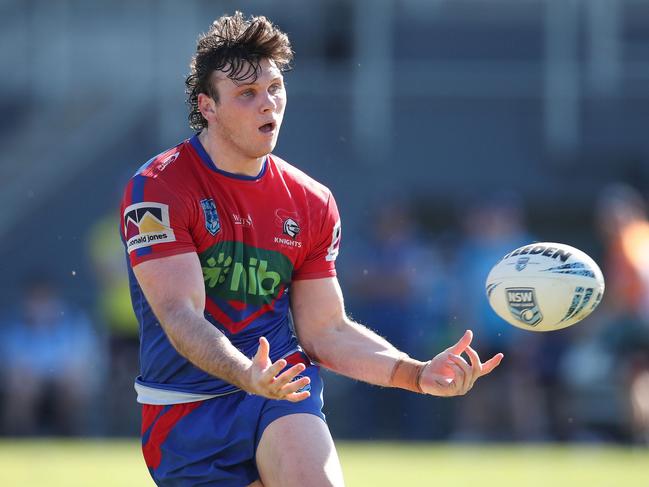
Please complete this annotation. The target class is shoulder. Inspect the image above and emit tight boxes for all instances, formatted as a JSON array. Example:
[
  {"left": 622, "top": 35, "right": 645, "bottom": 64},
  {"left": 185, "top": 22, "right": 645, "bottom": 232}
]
[
  {"left": 270, "top": 155, "right": 333, "bottom": 205},
  {"left": 121, "top": 139, "right": 196, "bottom": 204},
  {"left": 132, "top": 139, "right": 193, "bottom": 183},
  {"left": 120, "top": 140, "right": 199, "bottom": 234}
]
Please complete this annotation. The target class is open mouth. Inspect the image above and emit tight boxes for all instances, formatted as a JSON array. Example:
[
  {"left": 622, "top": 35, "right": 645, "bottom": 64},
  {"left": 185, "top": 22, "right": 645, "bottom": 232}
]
[{"left": 259, "top": 122, "right": 276, "bottom": 133}]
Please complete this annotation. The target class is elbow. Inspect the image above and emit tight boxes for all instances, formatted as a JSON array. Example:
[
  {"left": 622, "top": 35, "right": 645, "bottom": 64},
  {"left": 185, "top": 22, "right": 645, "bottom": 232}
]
[
  {"left": 300, "top": 336, "right": 323, "bottom": 364},
  {"left": 299, "top": 316, "right": 349, "bottom": 367}
]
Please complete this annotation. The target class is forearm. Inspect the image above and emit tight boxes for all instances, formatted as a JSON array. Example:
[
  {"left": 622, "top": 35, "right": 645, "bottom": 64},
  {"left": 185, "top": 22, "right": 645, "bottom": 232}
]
[
  {"left": 303, "top": 317, "right": 426, "bottom": 388},
  {"left": 159, "top": 306, "right": 253, "bottom": 391}
]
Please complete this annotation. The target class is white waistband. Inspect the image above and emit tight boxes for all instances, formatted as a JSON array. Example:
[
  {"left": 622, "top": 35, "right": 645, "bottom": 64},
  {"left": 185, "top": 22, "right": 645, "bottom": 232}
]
[
  {"left": 136, "top": 347, "right": 304, "bottom": 405},
  {"left": 134, "top": 382, "right": 239, "bottom": 405}
]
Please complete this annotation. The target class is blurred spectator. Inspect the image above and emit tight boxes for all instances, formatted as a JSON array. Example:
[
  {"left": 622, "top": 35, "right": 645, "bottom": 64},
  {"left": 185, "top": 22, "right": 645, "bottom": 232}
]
[
  {"left": 559, "top": 183, "right": 649, "bottom": 442},
  {"left": 0, "top": 276, "right": 102, "bottom": 436},
  {"left": 448, "top": 193, "right": 555, "bottom": 441},
  {"left": 338, "top": 202, "right": 446, "bottom": 438},
  {"left": 596, "top": 183, "right": 649, "bottom": 322},
  {"left": 346, "top": 202, "right": 438, "bottom": 350},
  {"left": 88, "top": 212, "right": 139, "bottom": 349},
  {"left": 88, "top": 212, "right": 141, "bottom": 435}
]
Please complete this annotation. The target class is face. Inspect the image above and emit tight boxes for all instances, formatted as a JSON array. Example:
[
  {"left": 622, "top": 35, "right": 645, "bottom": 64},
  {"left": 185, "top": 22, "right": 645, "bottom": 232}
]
[{"left": 200, "top": 58, "right": 286, "bottom": 160}]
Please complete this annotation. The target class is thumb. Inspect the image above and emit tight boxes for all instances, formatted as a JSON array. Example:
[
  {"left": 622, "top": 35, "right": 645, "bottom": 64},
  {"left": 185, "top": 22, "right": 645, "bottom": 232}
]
[
  {"left": 254, "top": 336, "right": 270, "bottom": 365},
  {"left": 447, "top": 330, "right": 473, "bottom": 355}
]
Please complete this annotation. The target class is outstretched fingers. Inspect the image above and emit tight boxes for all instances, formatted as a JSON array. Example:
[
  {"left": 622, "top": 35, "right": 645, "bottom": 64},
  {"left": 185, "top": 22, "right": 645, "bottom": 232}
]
[
  {"left": 274, "top": 363, "right": 311, "bottom": 401},
  {"left": 421, "top": 332, "right": 505, "bottom": 398},
  {"left": 284, "top": 388, "right": 311, "bottom": 403},
  {"left": 481, "top": 352, "right": 504, "bottom": 375},
  {"left": 264, "top": 358, "right": 288, "bottom": 380},
  {"left": 273, "top": 362, "right": 307, "bottom": 389},
  {"left": 250, "top": 338, "right": 311, "bottom": 402},
  {"left": 447, "top": 330, "right": 473, "bottom": 355},
  {"left": 465, "top": 345, "right": 504, "bottom": 377},
  {"left": 254, "top": 336, "right": 271, "bottom": 366}
]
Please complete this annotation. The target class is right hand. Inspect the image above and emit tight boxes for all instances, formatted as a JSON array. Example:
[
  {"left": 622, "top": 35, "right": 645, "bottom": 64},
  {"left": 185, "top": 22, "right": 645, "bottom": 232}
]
[
  {"left": 419, "top": 330, "right": 503, "bottom": 397},
  {"left": 248, "top": 337, "right": 311, "bottom": 402}
]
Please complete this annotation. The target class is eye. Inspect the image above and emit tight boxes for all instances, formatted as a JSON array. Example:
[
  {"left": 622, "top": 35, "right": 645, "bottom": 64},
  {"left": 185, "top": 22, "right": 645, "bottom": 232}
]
[
  {"left": 269, "top": 83, "right": 283, "bottom": 94},
  {"left": 240, "top": 89, "right": 254, "bottom": 98}
]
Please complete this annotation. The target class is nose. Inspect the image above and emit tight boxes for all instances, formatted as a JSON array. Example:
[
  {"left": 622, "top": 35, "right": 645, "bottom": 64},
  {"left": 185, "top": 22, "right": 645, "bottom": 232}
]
[{"left": 259, "top": 91, "right": 276, "bottom": 113}]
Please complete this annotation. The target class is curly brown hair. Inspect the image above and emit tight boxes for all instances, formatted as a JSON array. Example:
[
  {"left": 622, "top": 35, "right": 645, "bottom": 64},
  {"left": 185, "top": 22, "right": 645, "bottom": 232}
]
[{"left": 185, "top": 12, "right": 293, "bottom": 131}]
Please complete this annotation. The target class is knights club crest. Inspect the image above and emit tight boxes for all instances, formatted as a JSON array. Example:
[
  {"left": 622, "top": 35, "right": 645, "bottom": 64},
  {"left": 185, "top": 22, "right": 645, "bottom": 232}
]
[
  {"left": 200, "top": 198, "right": 221, "bottom": 236},
  {"left": 283, "top": 218, "right": 300, "bottom": 238}
]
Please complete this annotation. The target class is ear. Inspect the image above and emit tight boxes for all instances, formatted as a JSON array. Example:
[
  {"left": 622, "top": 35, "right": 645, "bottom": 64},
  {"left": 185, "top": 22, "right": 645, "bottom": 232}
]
[{"left": 198, "top": 93, "right": 217, "bottom": 123}]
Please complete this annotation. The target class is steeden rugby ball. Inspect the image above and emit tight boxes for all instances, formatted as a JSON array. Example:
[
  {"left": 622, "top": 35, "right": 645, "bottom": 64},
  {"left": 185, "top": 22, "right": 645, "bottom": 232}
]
[{"left": 485, "top": 242, "right": 605, "bottom": 332}]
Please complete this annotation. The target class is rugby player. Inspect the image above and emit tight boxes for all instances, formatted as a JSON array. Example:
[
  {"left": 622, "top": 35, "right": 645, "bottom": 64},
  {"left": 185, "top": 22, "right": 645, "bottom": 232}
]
[{"left": 120, "top": 12, "right": 503, "bottom": 487}]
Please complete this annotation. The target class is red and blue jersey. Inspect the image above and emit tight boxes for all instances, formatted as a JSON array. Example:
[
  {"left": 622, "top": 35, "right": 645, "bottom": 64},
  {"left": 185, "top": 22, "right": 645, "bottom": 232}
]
[{"left": 120, "top": 135, "right": 341, "bottom": 402}]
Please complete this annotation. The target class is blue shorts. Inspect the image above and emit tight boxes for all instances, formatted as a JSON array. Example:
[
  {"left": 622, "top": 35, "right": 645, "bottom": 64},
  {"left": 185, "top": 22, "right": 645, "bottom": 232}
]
[{"left": 140, "top": 357, "right": 324, "bottom": 487}]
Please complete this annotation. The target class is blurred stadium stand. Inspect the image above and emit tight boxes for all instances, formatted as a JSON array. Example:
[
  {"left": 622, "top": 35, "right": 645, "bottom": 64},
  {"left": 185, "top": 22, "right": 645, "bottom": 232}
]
[{"left": 1, "top": 0, "right": 648, "bottom": 441}]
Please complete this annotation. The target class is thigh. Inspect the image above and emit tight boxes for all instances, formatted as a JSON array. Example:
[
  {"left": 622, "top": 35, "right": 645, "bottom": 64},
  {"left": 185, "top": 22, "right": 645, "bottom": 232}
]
[
  {"left": 141, "top": 394, "right": 263, "bottom": 487},
  {"left": 256, "top": 413, "right": 344, "bottom": 487}
]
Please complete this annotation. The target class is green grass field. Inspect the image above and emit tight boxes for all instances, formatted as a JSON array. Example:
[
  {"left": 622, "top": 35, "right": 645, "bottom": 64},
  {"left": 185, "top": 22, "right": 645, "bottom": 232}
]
[{"left": 0, "top": 440, "right": 647, "bottom": 486}]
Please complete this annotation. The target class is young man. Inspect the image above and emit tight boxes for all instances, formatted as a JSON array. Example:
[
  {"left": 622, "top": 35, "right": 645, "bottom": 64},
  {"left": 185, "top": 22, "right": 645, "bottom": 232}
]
[{"left": 120, "top": 12, "right": 503, "bottom": 487}]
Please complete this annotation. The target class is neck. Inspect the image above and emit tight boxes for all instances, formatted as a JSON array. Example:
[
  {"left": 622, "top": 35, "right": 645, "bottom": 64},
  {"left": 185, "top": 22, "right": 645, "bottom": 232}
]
[{"left": 198, "top": 129, "right": 266, "bottom": 177}]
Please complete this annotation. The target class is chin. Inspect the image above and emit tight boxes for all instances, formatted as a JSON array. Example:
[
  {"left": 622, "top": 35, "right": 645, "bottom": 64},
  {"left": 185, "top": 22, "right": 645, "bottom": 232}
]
[
  {"left": 247, "top": 148, "right": 272, "bottom": 159},
  {"left": 255, "top": 141, "right": 277, "bottom": 157}
]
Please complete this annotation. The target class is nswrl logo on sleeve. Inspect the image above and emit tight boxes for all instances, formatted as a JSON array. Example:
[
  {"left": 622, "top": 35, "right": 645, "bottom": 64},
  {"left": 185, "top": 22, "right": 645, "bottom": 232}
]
[
  {"left": 123, "top": 202, "right": 176, "bottom": 253},
  {"left": 201, "top": 198, "right": 221, "bottom": 236}
]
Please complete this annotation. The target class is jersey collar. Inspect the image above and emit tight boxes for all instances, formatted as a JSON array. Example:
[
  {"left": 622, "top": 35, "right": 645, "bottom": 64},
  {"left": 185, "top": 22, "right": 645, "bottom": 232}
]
[{"left": 189, "top": 134, "right": 268, "bottom": 181}]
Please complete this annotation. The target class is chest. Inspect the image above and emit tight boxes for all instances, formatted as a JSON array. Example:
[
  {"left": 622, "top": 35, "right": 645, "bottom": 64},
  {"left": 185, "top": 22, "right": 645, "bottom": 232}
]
[
  {"left": 188, "top": 179, "right": 308, "bottom": 300},
  {"left": 192, "top": 180, "right": 305, "bottom": 252}
]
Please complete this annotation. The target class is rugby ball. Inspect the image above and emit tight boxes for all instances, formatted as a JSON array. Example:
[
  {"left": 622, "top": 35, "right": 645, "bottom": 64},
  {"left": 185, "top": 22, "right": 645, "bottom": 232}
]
[{"left": 485, "top": 242, "right": 605, "bottom": 332}]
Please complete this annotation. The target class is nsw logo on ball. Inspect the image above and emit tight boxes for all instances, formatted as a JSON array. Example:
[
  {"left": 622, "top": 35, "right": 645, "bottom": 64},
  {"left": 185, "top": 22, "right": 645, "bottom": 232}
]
[
  {"left": 515, "top": 257, "right": 530, "bottom": 271},
  {"left": 506, "top": 287, "right": 543, "bottom": 327}
]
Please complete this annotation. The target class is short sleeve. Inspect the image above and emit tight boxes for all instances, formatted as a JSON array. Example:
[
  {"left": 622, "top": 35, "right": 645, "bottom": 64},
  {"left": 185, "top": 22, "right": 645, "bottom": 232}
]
[
  {"left": 293, "top": 192, "right": 342, "bottom": 280},
  {"left": 120, "top": 174, "right": 197, "bottom": 267}
]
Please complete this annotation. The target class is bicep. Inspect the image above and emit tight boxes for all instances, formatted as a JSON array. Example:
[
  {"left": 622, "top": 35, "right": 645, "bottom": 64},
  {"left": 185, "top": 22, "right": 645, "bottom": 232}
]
[
  {"left": 133, "top": 252, "right": 205, "bottom": 319},
  {"left": 290, "top": 277, "right": 346, "bottom": 344}
]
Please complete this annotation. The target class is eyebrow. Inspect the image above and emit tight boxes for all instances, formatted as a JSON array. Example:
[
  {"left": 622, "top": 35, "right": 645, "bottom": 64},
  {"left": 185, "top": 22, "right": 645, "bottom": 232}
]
[{"left": 235, "top": 75, "right": 283, "bottom": 88}]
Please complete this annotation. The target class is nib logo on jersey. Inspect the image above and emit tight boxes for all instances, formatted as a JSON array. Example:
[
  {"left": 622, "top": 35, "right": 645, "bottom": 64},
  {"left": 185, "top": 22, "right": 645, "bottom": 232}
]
[
  {"left": 200, "top": 241, "right": 294, "bottom": 334},
  {"left": 123, "top": 202, "right": 176, "bottom": 253}
]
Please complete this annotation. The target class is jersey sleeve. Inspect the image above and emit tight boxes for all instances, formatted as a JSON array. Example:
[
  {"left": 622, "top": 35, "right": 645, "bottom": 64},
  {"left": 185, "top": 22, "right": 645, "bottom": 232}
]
[
  {"left": 120, "top": 174, "right": 197, "bottom": 267},
  {"left": 293, "top": 192, "right": 342, "bottom": 280}
]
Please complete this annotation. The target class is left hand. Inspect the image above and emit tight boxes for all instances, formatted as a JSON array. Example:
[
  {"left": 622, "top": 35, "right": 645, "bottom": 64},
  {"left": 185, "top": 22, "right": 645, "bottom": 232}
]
[{"left": 418, "top": 330, "right": 503, "bottom": 397}]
